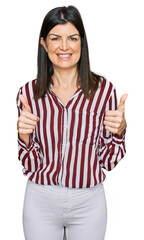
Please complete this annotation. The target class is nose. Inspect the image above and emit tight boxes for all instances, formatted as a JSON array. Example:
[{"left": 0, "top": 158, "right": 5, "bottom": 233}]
[{"left": 59, "top": 38, "right": 68, "bottom": 51}]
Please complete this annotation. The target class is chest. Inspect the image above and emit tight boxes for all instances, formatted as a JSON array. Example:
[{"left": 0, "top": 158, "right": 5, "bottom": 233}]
[
  {"left": 32, "top": 87, "right": 105, "bottom": 149},
  {"left": 50, "top": 87, "right": 79, "bottom": 106}
]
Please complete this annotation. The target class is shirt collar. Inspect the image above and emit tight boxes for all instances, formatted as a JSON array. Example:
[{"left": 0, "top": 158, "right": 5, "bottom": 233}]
[{"left": 50, "top": 78, "right": 82, "bottom": 93}]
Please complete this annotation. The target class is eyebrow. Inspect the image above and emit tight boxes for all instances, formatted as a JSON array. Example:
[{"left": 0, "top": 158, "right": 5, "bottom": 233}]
[{"left": 48, "top": 34, "right": 80, "bottom": 37}]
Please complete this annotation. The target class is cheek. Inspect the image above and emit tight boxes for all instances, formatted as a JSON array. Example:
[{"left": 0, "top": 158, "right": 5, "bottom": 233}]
[
  {"left": 72, "top": 44, "right": 81, "bottom": 61},
  {"left": 47, "top": 45, "right": 57, "bottom": 62},
  {"left": 73, "top": 42, "right": 81, "bottom": 53},
  {"left": 47, "top": 44, "right": 57, "bottom": 55}
]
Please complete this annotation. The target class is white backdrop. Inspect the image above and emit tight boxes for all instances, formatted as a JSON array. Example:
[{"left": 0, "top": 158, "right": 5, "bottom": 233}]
[{"left": 0, "top": 0, "right": 144, "bottom": 239}]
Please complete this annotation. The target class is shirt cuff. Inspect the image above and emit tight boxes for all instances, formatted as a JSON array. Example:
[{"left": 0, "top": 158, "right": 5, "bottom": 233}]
[
  {"left": 113, "top": 128, "right": 126, "bottom": 143},
  {"left": 108, "top": 128, "right": 126, "bottom": 155},
  {"left": 18, "top": 133, "right": 33, "bottom": 150}
]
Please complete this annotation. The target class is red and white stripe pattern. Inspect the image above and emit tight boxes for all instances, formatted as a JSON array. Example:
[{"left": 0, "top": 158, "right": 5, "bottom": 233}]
[{"left": 16, "top": 78, "right": 126, "bottom": 188}]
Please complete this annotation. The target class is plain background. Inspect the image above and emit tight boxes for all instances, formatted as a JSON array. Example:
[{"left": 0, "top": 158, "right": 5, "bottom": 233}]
[{"left": 0, "top": 0, "right": 144, "bottom": 239}]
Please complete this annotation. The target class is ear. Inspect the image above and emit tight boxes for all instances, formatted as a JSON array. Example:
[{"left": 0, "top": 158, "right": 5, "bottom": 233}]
[{"left": 40, "top": 37, "right": 48, "bottom": 52}]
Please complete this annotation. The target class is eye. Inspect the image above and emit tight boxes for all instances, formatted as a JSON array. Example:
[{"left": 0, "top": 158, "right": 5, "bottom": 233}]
[
  {"left": 51, "top": 37, "right": 60, "bottom": 41},
  {"left": 70, "top": 37, "right": 78, "bottom": 41}
]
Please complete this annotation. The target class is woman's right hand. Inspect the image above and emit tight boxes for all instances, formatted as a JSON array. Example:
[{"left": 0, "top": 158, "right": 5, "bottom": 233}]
[{"left": 17, "top": 94, "right": 39, "bottom": 145}]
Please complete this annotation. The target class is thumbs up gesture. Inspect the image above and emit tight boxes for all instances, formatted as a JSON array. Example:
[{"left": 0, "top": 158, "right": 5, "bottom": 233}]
[
  {"left": 17, "top": 94, "right": 39, "bottom": 145},
  {"left": 104, "top": 94, "right": 128, "bottom": 136}
]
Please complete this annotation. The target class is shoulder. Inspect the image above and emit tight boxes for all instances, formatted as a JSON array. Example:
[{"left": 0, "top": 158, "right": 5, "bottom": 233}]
[
  {"left": 99, "top": 76, "right": 116, "bottom": 100},
  {"left": 16, "top": 79, "right": 36, "bottom": 109},
  {"left": 17, "top": 79, "right": 36, "bottom": 97},
  {"left": 92, "top": 76, "right": 117, "bottom": 113},
  {"left": 18, "top": 79, "right": 36, "bottom": 95},
  {"left": 100, "top": 77, "right": 115, "bottom": 93}
]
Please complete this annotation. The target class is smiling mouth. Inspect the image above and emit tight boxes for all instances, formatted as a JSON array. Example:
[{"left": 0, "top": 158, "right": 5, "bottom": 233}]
[{"left": 57, "top": 53, "right": 72, "bottom": 59}]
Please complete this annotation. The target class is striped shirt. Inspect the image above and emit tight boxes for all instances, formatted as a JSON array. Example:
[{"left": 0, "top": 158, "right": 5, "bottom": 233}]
[{"left": 16, "top": 77, "right": 126, "bottom": 188}]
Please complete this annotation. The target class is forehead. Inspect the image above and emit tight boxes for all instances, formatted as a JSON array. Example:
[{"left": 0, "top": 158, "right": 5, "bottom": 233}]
[{"left": 48, "top": 22, "right": 79, "bottom": 36}]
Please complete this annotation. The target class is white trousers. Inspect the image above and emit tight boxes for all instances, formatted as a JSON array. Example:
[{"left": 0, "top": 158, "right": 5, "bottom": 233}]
[{"left": 23, "top": 180, "right": 107, "bottom": 240}]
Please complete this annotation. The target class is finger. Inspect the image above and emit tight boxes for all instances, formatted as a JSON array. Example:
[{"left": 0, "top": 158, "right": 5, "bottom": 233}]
[
  {"left": 104, "top": 120, "right": 120, "bottom": 129},
  {"left": 105, "top": 122, "right": 125, "bottom": 135},
  {"left": 21, "top": 111, "right": 39, "bottom": 121},
  {"left": 18, "top": 128, "right": 33, "bottom": 134},
  {"left": 19, "top": 94, "right": 31, "bottom": 112},
  {"left": 18, "top": 122, "right": 36, "bottom": 130},
  {"left": 117, "top": 94, "right": 128, "bottom": 111},
  {"left": 105, "top": 126, "right": 118, "bottom": 134},
  {"left": 105, "top": 126, "right": 120, "bottom": 135},
  {"left": 105, "top": 110, "right": 123, "bottom": 117},
  {"left": 104, "top": 116, "right": 122, "bottom": 123},
  {"left": 19, "top": 116, "right": 39, "bottom": 126}
]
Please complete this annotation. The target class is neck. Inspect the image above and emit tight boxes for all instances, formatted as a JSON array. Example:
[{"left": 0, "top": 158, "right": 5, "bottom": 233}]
[{"left": 52, "top": 65, "right": 79, "bottom": 89}]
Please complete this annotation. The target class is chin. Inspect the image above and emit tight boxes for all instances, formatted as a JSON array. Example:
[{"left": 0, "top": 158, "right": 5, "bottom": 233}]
[{"left": 54, "top": 63, "right": 78, "bottom": 70}]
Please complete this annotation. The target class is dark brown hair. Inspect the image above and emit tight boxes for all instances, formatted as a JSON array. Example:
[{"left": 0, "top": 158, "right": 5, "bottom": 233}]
[{"left": 34, "top": 5, "right": 102, "bottom": 100}]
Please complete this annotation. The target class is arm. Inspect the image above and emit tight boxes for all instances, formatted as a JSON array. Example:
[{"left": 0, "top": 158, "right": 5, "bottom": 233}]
[
  {"left": 16, "top": 88, "right": 42, "bottom": 173},
  {"left": 98, "top": 88, "right": 127, "bottom": 171}
]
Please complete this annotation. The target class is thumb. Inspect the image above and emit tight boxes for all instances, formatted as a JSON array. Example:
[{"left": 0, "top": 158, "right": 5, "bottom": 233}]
[
  {"left": 117, "top": 94, "right": 128, "bottom": 111},
  {"left": 19, "top": 94, "right": 31, "bottom": 112}
]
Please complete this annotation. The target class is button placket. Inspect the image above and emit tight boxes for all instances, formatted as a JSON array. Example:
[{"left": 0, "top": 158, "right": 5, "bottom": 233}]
[
  {"left": 61, "top": 107, "right": 67, "bottom": 160},
  {"left": 57, "top": 107, "right": 67, "bottom": 185}
]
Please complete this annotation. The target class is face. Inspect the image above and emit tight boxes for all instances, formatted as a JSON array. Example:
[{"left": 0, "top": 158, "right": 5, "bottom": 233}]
[{"left": 41, "top": 22, "right": 81, "bottom": 70}]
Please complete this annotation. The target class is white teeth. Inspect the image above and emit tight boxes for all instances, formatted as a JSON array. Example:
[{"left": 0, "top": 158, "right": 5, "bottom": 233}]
[{"left": 58, "top": 54, "right": 71, "bottom": 57}]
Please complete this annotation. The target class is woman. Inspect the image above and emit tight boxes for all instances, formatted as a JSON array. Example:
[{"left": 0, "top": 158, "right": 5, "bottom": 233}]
[{"left": 17, "top": 5, "right": 127, "bottom": 240}]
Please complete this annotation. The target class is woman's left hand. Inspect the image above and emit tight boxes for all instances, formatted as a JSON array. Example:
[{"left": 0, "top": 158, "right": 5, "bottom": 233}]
[{"left": 104, "top": 94, "right": 128, "bottom": 136}]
